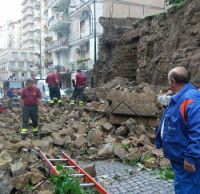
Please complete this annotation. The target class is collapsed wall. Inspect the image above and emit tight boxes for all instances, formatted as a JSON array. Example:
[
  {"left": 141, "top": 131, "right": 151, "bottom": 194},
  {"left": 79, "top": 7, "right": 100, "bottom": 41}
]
[{"left": 94, "top": 0, "right": 200, "bottom": 87}]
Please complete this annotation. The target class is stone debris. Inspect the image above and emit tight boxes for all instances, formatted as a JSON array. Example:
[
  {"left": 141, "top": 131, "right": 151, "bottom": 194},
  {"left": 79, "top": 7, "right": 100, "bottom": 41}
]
[{"left": 0, "top": 79, "right": 169, "bottom": 193}]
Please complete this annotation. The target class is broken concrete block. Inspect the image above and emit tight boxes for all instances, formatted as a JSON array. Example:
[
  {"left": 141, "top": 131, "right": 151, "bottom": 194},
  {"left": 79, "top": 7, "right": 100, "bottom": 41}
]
[
  {"left": 122, "top": 118, "right": 137, "bottom": 132},
  {"left": 98, "top": 144, "right": 114, "bottom": 158},
  {"left": 125, "top": 148, "right": 142, "bottom": 162},
  {"left": 114, "top": 146, "right": 127, "bottom": 159},
  {"left": 10, "top": 173, "right": 29, "bottom": 190},
  {"left": 104, "top": 136, "right": 116, "bottom": 144},
  {"left": 29, "top": 168, "right": 44, "bottom": 185},
  {"left": 82, "top": 163, "right": 96, "bottom": 177},
  {"left": 11, "top": 162, "right": 25, "bottom": 177},
  {"left": 102, "top": 122, "right": 113, "bottom": 131},
  {"left": 88, "top": 129, "right": 103, "bottom": 145},
  {"left": 75, "top": 135, "right": 87, "bottom": 148},
  {"left": 115, "top": 126, "right": 129, "bottom": 136},
  {"left": 144, "top": 157, "right": 158, "bottom": 169},
  {"left": 53, "top": 138, "right": 65, "bottom": 146}
]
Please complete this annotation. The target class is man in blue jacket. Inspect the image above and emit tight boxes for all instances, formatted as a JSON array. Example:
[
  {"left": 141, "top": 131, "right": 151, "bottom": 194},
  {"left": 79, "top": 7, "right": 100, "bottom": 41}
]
[{"left": 156, "top": 66, "right": 200, "bottom": 194}]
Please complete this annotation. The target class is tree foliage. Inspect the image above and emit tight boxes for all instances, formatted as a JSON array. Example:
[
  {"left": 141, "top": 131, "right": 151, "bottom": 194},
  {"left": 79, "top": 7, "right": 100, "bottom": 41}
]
[{"left": 166, "top": 0, "right": 185, "bottom": 5}]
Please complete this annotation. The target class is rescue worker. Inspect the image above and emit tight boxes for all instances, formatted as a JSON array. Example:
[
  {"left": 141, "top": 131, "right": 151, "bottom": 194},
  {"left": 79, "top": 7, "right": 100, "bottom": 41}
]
[
  {"left": 156, "top": 66, "right": 200, "bottom": 194},
  {"left": 46, "top": 66, "right": 62, "bottom": 107},
  {"left": 70, "top": 69, "right": 87, "bottom": 106},
  {"left": 20, "top": 79, "right": 43, "bottom": 140},
  {"left": 7, "top": 88, "right": 14, "bottom": 108}
]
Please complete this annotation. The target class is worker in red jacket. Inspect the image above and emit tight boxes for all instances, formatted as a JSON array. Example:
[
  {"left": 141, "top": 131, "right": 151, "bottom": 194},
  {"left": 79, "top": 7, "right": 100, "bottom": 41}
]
[
  {"left": 20, "top": 79, "right": 43, "bottom": 140},
  {"left": 70, "top": 69, "right": 87, "bottom": 106},
  {"left": 46, "top": 66, "right": 62, "bottom": 107}
]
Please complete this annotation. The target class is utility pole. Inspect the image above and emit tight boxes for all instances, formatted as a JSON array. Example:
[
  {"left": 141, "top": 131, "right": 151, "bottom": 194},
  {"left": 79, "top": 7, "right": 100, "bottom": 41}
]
[
  {"left": 39, "top": 0, "right": 42, "bottom": 79},
  {"left": 93, "top": 0, "right": 97, "bottom": 66}
]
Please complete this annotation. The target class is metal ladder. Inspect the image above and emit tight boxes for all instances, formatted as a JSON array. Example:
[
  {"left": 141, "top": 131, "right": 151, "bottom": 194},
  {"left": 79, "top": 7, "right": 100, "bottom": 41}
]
[{"left": 38, "top": 150, "right": 108, "bottom": 194}]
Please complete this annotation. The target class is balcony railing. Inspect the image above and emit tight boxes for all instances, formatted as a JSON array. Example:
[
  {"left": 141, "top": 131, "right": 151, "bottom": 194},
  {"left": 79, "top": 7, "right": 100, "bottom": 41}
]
[
  {"left": 22, "top": 2, "right": 34, "bottom": 13},
  {"left": 33, "top": 24, "right": 40, "bottom": 32},
  {"left": 23, "top": 27, "right": 34, "bottom": 35},
  {"left": 22, "top": 10, "right": 34, "bottom": 19},
  {"left": 34, "top": 12, "right": 40, "bottom": 19},
  {"left": 69, "top": 31, "right": 92, "bottom": 45},
  {"left": 48, "top": 0, "right": 69, "bottom": 9},
  {"left": 48, "top": 13, "right": 70, "bottom": 31},
  {"left": 22, "top": 19, "right": 34, "bottom": 28},
  {"left": 9, "top": 66, "right": 19, "bottom": 71},
  {"left": 47, "top": 39, "right": 68, "bottom": 51},
  {"left": 24, "top": 33, "right": 34, "bottom": 39}
]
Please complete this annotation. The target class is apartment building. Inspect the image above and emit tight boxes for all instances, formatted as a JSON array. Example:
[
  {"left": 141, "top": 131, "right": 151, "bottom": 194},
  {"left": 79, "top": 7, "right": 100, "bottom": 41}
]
[
  {"left": 21, "top": 0, "right": 43, "bottom": 77},
  {"left": 7, "top": 20, "right": 22, "bottom": 49},
  {"left": 0, "top": 49, "right": 34, "bottom": 80},
  {"left": 47, "top": 0, "right": 165, "bottom": 75},
  {"left": 0, "top": 25, "right": 7, "bottom": 49},
  {"left": 0, "top": 20, "right": 35, "bottom": 80},
  {"left": 47, "top": 0, "right": 70, "bottom": 71}
]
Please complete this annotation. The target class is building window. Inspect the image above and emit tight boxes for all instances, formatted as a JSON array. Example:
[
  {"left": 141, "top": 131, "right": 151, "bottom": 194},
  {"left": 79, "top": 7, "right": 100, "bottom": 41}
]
[
  {"left": 21, "top": 52, "right": 27, "bottom": 58},
  {"left": 27, "top": 62, "right": 33, "bottom": 69},
  {"left": 19, "top": 62, "right": 24, "bottom": 69},
  {"left": 12, "top": 52, "right": 18, "bottom": 58},
  {"left": 9, "top": 61, "right": 16, "bottom": 67}
]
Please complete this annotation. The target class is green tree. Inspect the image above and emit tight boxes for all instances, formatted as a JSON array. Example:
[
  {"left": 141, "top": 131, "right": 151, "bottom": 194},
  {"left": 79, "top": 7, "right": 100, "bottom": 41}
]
[{"left": 166, "top": 0, "right": 185, "bottom": 5}]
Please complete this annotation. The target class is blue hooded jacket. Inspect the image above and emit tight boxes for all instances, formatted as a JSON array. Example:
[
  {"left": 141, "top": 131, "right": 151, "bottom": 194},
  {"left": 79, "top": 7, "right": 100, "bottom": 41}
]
[{"left": 156, "top": 83, "right": 200, "bottom": 165}]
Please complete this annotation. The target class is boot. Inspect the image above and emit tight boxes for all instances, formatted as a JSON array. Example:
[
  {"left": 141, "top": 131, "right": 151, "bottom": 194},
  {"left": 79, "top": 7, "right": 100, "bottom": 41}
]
[
  {"left": 20, "top": 128, "right": 27, "bottom": 140},
  {"left": 32, "top": 127, "right": 39, "bottom": 137},
  {"left": 21, "top": 133, "right": 27, "bottom": 140}
]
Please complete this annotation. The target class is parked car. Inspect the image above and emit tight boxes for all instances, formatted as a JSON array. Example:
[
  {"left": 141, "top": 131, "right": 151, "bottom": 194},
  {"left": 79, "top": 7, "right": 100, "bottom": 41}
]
[
  {"left": 60, "top": 88, "right": 73, "bottom": 97},
  {"left": 36, "top": 79, "right": 50, "bottom": 104}
]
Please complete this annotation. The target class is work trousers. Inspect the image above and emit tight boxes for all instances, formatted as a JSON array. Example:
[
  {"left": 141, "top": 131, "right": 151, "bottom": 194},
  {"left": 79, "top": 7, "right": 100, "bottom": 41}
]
[
  {"left": 22, "top": 105, "right": 38, "bottom": 129},
  {"left": 49, "top": 86, "right": 61, "bottom": 101},
  {"left": 171, "top": 161, "right": 200, "bottom": 194},
  {"left": 72, "top": 87, "right": 84, "bottom": 101}
]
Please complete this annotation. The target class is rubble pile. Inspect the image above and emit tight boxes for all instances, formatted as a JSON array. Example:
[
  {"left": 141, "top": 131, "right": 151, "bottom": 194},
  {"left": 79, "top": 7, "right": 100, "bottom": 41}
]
[
  {"left": 0, "top": 79, "right": 169, "bottom": 193},
  {"left": 94, "top": 0, "right": 200, "bottom": 87}
]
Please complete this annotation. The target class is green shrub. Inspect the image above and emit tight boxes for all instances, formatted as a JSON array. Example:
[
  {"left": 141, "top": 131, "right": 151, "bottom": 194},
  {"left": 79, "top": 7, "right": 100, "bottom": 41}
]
[
  {"left": 49, "top": 164, "right": 99, "bottom": 194},
  {"left": 158, "top": 165, "right": 174, "bottom": 181}
]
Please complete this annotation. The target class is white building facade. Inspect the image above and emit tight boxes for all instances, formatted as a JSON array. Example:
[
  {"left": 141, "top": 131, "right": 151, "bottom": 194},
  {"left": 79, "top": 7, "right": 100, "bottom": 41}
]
[
  {"left": 7, "top": 20, "right": 22, "bottom": 49},
  {"left": 47, "top": 0, "right": 70, "bottom": 71},
  {"left": 21, "top": 0, "right": 43, "bottom": 77},
  {"left": 0, "top": 49, "right": 34, "bottom": 80}
]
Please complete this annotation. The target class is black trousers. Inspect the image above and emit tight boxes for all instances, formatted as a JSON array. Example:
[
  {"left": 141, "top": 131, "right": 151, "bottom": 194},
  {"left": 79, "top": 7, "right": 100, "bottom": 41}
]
[
  {"left": 72, "top": 87, "right": 84, "bottom": 101},
  {"left": 22, "top": 105, "right": 38, "bottom": 129},
  {"left": 49, "top": 86, "right": 61, "bottom": 100}
]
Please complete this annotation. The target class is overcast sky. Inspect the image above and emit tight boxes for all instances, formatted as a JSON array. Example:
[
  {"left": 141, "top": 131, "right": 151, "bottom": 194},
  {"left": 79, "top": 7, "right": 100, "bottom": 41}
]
[{"left": 0, "top": 0, "right": 22, "bottom": 25}]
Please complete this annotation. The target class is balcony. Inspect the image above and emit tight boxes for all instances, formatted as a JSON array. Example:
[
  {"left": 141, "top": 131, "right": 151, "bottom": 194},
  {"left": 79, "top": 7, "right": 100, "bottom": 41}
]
[
  {"left": 34, "top": 1, "right": 40, "bottom": 9},
  {"left": 48, "top": 13, "right": 70, "bottom": 32},
  {"left": 47, "top": 39, "right": 68, "bottom": 52},
  {"left": 33, "top": 24, "right": 40, "bottom": 32},
  {"left": 23, "top": 35, "right": 34, "bottom": 43},
  {"left": 22, "top": 2, "right": 34, "bottom": 13},
  {"left": 21, "top": 0, "right": 28, "bottom": 6},
  {"left": 9, "top": 65, "right": 19, "bottom": 71},
  {"left": 44, "top": 32, "right": 53, "bottom": 41},
  {"left": 22, "top": 10, "right": 34, "bottom": 19},
  {"left": 69, "top": 31, "right": 92, "bottom": 46},
  {"left": 23, "top": 27, "right": 34, "bottom": 35},
  {"left": 48, "top": 0, "right": 70, "bottom": 10},
  {"left": 22, "top": 19, "right": 34, "bottom": 28},
  {"left": 34, "top": 12, "right": 40, "bottom": 19}
]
